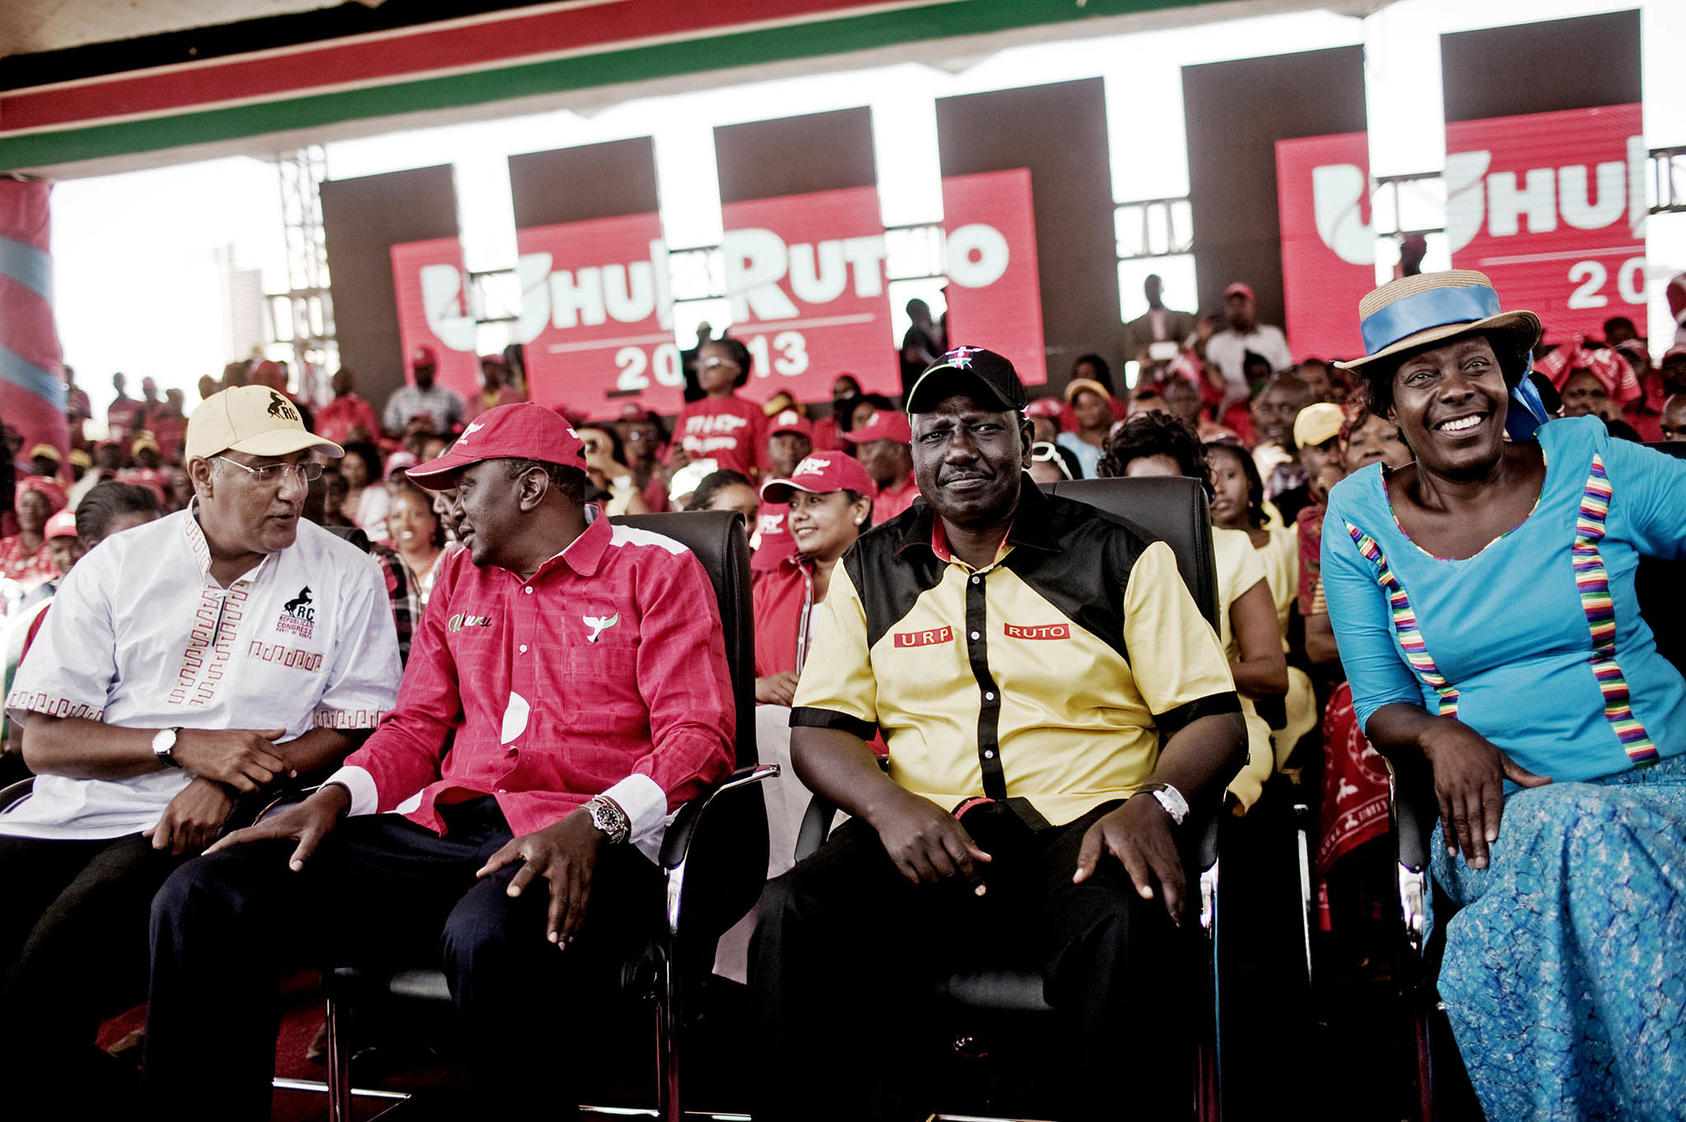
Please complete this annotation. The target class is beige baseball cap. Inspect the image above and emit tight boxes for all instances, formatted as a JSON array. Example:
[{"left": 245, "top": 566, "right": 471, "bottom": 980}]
[{"left": 185, "top": 386, "right": 344, "bottom": 461}]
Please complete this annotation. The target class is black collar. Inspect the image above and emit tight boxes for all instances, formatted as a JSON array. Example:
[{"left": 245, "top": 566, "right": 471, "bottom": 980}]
[{"left": 893, "top": 472, "right": 1061, "bottom": 560}]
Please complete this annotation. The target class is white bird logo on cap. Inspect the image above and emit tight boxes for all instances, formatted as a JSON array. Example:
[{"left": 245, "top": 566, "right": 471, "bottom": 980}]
[{"left": 458, "top": 420, "right": 485, "bottom": 444}]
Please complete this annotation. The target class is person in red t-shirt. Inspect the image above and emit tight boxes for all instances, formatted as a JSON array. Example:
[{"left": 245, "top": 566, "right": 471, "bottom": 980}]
[
  {"left": 313, "top": 368, "right": 383, "bottom": 446},
  {"left": 144, "top": 403, "right": 735, "bottom": 1121},
  {"left": 750, "top": 408, "right": 814, "bottom": 577},
  {"left": 844, "top": 408, "right": 920, "bottom": 521},
  {"left": 677, "top": 335, "right": 766, "bottom": 478}
]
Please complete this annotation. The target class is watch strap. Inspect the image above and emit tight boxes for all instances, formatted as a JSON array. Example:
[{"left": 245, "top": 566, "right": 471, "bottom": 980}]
[{"left": 1134, "top": 782, "right": 1189, "bottom": 827}]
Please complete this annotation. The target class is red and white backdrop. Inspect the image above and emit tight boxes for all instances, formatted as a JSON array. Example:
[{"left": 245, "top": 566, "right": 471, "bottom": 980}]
[
  {"left": 1277, "top": 103, "right": 1645, "bottom": 359},
  {"left": 391, "top": 168, "right": 1045, "bottom": 416}
]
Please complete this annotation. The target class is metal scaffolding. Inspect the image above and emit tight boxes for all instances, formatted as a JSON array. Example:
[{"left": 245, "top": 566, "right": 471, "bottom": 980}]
[{"left": 273, "top": 145, "right": 336, "bottom": 401}]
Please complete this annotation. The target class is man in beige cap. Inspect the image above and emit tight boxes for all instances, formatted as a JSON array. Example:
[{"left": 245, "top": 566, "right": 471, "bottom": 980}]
[{"left": 0, "top": 385, "right": 401, "bottom": 1117}]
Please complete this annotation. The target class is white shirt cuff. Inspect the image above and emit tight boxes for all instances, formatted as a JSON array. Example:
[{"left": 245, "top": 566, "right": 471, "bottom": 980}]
[
  {"left": 603, "top": 773, "right": 670, "bottom": 859},
  {"left": 323, "top": 765, "right": 378, "bottom": 817}
]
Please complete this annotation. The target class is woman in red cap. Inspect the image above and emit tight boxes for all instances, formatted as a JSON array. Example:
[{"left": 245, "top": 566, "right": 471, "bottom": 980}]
[
  {"left": 747, "top": 450, "right": 878, "bottom": 896},
  {"left": 0, "top": 476, "right": 67, "bottom": 595},
  {"left": 751, "top": 451, "right": 877, "bottom": 706}
]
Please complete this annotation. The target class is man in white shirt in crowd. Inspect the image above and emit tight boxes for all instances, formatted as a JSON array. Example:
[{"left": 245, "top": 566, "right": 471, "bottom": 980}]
[
  {"left": 1202, "top": 281, "right": 1293, "bottom": 416},
  {"left": 0, "top": 385, "right": 400, "bottom": 1117},
  {"left": 384, "top": 344, "right": 467, "bottom": 438}
]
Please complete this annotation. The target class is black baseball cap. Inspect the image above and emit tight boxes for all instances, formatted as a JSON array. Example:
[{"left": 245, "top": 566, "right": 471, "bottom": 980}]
[{"left": 904, "top": 346, "right": 1028, "bottom": 415}]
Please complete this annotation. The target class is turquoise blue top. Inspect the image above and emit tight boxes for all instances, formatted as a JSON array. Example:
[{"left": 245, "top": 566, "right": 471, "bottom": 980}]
[{"left": 1322, "top": 416, "right": 1686, "bottom": 783}]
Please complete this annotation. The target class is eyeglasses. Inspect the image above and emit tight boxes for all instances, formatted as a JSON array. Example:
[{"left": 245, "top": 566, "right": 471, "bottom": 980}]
[
  {"left": 1030, "top": 442, "right": 1073, "bottom": 479},
  {"left": 215, "top": 456, "right": 324, "bottom": 485}
]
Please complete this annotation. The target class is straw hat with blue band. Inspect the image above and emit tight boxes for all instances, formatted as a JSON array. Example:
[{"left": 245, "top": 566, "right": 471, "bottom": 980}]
[{"left": 1335, "top": 269, "right": 1550, "bottom": 441}]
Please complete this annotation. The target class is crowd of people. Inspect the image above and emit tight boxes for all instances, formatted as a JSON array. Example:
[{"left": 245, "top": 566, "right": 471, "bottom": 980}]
[{"left": 0, "top": 264, "right": 1681, "bottom": 1121}]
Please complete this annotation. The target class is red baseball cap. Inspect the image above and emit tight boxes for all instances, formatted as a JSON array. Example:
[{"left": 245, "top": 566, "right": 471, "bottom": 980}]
[
  {"left": 760, "top": 451, "right": 878, "bottom": 503},
  {"left": 406, "top": 403, "right": 587, "bottom": 490},
  {"left": 842, "top": 409, "right": 912, "bottom": 445},
  {"left": 769, "top": 408, "right": 813, "bottom": 438},
  {"left": 412, "top": 344, "right": 439, "bottom": 369},
  {"left": 1224, "top": 282, "right": 1255, "bottom": 302},
  {"left": 45, "top": 510, "right": 79, "bottom": 540},
  {"left": 1025, "top": 398, "right": 1064, "bottom": 419}
]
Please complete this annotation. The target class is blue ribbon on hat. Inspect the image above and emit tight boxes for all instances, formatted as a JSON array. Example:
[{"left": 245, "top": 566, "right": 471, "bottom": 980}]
[
  {"left": 1361, "top": 281, "right": 1548, "bottom": 441},
  {"left": 1359, "top": 283, "right": 1502, "bottom": 355}
]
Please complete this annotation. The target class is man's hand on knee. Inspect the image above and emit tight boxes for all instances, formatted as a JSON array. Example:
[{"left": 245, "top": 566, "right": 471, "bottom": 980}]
[
  {"left": 205, "top": 783, "right": 350, "bottom": 871},
  {"left": 476, "top": 810, "right": 603, "bottom": 947},
  {"left": 865, "top": 788, "right": 991, "bottom": 892},
  {"left": 145, "top": 777, "right": 236, "bottom": 856},
  {"left": 1073, "top": 798, "right": 1185, "bottom": 925}
]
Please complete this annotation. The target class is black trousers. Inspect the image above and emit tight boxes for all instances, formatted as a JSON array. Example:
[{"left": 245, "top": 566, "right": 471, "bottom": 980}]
[
  {"left": 144, "top": 798, "right": 663, "bottom": 1122},
  {"left": 0, "top": 830, "right": 186, "bottom": 1117},
  {"left": 750, "top": 802, "right": 1192, "bottom": 1122}
]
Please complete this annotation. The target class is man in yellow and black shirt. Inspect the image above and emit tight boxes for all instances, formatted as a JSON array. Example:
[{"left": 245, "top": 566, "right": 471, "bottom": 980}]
[{"left": 752, "top": 347, "right": 1246, "bottom": 1122}]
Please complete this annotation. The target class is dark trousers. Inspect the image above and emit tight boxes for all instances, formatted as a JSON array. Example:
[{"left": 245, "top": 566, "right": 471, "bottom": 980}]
[
  {"left": 0, "top": 831, "right": 185, "bottom": 1117},
  {"left": 751, "top": 803, "right": 1191, "bottom": 1122},
  {"left": 144, "top": 799, "right": 663, "bottom": 1122}
]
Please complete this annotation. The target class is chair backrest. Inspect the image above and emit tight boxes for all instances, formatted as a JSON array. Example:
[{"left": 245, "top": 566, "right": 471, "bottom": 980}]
[
  {"left": 612, "top": 511, "right": 756, "bottom": 768},
  {"left": 1047, "top": 476, "right": 1221, "bottom": 629},
  {"left": 1639, "top": 442, "right": 1686, "bottom": 678}
]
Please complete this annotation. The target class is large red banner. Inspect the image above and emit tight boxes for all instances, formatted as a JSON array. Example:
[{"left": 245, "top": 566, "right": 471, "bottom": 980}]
[
  {"left": 1276, "top": 103, "right": 1645, "bottom": 360},
  {"left": 1275, "top": 131, "right": 1373, "bottom": 360},
  {"left": 1445, "top": 103, "right": 1645, "bottom": 343},
  {"left": 392, "top": 168, "right": 1045, "bottom": 417},
  {"left": 941, "top": 168, "right": 1047, "bottom": 388}
]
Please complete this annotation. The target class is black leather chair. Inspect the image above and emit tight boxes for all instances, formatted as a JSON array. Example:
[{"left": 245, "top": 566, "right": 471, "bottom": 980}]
[
  {"left": 1386, "top": 440, "right": 1686, "bottom": 1121},
  {"left": 319, "top": 510, "right": 774, "bottom": 1122},
  {"left": 794, "top": 475, "right": 1229, "bottom": 1121}
]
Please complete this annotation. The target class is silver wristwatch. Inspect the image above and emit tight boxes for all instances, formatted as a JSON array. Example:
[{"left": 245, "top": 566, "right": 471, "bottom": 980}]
[
  {"left": 152, "top": 726, "right": 183, "bottom": 769},
  {"left": 583, "top": 795, "right": 630, "bottom": 845},
  {"left": 1134, "top": 782, "right": 1189, "bottom": 827}
]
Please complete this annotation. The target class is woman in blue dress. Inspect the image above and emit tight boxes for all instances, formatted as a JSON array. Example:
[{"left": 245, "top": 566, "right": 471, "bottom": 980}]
[{"left": 1320, "top": 269, "right": 1686, "bottom": 1120}]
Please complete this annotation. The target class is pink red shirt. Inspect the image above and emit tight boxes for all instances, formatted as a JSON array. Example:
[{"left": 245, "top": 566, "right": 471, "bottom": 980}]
[
  {"left": 873, "top": 475, "right": 921, "bottom": 522},
  {"left": 315, "top": 393, "right": 383, "bottom": 446},
  {"left": 329, "top": 508, "right": 735, "bottom": 860},
  {"left": 678, "top": 396, "right": 765, "bottom": 478}
]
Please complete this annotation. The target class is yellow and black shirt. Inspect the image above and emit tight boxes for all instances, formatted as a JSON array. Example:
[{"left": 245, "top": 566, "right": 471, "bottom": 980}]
[{"left": 792, "top": 479, "right": 1240, "bottom": 826}]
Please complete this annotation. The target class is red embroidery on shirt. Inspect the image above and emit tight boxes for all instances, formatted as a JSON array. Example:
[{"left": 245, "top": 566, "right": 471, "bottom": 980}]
[
  {"left": 1004, "top": 623, "right": 1069, "bottom": 640},
  {"left": 893, "top": 626, "right": 953, "bottom": 648},
  {"left": 246, "top": 640, "right": 324, "bottom": 671}
]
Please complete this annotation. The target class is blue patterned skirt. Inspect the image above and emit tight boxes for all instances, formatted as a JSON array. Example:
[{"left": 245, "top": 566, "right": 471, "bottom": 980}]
[{"left": 1431, "top": 752, "right": 1686, "bottom": 1120}]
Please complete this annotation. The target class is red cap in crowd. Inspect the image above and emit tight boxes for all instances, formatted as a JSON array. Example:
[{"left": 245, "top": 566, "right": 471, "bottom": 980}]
[
  {"left": 842, "top": 409, "right": 912, "bottom": 445},
  {"left": 1024, "top": 398, "right": 1064, "bottom": 419},
  {"left": 412, "top": 344, "right": 439, "bottom": 370},
  {"left": 406, "top": 403, "right": 587, "bottom": 490},
  {"left": 760, "top": 451, "right": 878, "bottom": 504},
  {"left": 1224, "top": 282, "right": 1255, "bottom": 302},
  {"left": 769, "top": 409, "right": 813, "bottom": 438},
  {"left": 45, "top": 510, "right": 78, "bottom": 540}
]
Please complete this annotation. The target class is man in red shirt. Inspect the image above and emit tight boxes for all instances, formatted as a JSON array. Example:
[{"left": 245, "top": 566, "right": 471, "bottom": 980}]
[
  {"left": 751, "top": 408, "right": 813, "bottom": 577},
  {"left": 144, "top": 403, "right": 736, "bottom": 1122},
  {"left": 313, "top": 367, "right": 383, "bottom": 446},
  {"left": 845, "top": 408, "right": 921, "bottom": 520}
]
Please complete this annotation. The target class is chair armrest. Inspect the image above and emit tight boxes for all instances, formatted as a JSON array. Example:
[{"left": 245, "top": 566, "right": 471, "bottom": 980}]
[
  {"left": 1384, "top": 749, "right": 1437, "bottom": 956},
  {"left": 794, "top": 791, "right": 840, "bottom": 862},
  {"left": 658, "top": 763, "right": 778, "bottom": 870},
  {"left": 1384, "top": 749, "right": 1436, "bottom": 874},
  {"left": 660, "top": 765, "right": 778, "bottom": 958}
]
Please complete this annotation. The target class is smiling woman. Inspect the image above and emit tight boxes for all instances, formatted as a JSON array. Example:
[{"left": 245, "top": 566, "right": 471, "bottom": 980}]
[{"left": 1321, "top": 270, "right": 1686, "bottom": 1120}]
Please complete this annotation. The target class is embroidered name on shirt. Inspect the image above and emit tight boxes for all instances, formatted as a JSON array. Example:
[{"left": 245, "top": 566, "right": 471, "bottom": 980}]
[
  {"left": 893, "top": 626, "right": 953, "bottom": 648},
  {"left": 1004, "top": 623, "right": 1069, "bottom": 640},
  {"left": 448, "top": 613, "right": 494, "bottom": 632}
]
